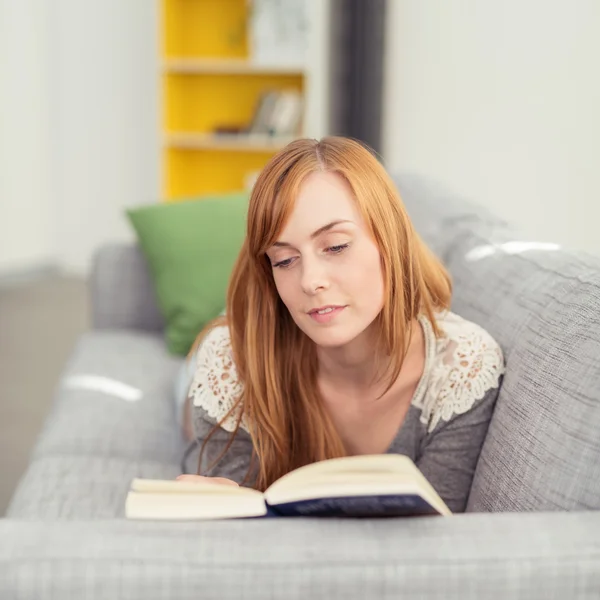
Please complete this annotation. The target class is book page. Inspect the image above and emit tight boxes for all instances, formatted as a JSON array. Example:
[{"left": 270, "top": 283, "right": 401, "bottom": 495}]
[
  {"left": 266, "top": 455, "right": 418, "bottom": 491},
  {"left": 130, "top": 478, "right": 261, "bottom": 497},
  {"left": 264, "top": 455, "right": 451, "bottom": 516},
  {"left": 125, "top": 491, "right": 267, "bottom": 520}
]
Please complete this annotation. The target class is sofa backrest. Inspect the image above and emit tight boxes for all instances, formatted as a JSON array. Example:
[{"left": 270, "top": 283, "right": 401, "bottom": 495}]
[
  {"left": 90, "top": 244, "right": 165, "bottom": 333},
  {"left": 397, "top": 172, "right": 600, "bottom": 511},
  {"left": 91, "top": 174, "right": 600, "bottom": 512}
]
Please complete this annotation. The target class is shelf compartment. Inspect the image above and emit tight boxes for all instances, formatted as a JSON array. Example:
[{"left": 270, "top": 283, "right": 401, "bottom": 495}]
[
  {"left": 163, "top": 0, "right": 248, "bottom": 59},
  {"left": 164, "top": 72, "right": 304, "bottom": 133},
  {"left": 164, "top": 147, "right": 277, "bottom": 199}
]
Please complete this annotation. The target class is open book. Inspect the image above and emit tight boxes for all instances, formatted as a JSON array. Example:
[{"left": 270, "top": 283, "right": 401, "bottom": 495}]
[{"left": 125, "top": 454, "right": 451, "bottom": 520}]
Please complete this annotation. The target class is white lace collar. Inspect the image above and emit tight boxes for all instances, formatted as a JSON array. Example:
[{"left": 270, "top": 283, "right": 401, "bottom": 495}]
[{"left": 412, "top": 311, "right": 504, "bottom": 432}]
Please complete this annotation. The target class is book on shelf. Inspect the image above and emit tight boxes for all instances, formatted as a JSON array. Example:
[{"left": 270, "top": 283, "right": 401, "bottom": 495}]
[
  {"left": 246, "top": 90, "right": 281, "bottom": 134},
  {"left": 125, "top": 454, "right": 452, "bottom": 521},
  {"left": 246, "top": 90, "right": 304, "bottom": 138}
]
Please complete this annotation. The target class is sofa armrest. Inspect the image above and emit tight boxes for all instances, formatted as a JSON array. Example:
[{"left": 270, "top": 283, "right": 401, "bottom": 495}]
[
  {"left": 2, "top": 512, "right": 599, "bottom": 599},
  {"left": 89, "top": 244, "right": 164, "bottom": 333}
]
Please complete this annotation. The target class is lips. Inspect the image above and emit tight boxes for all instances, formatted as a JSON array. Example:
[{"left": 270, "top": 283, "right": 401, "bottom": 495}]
[
  {"left": 307, "top": 305, "right": 347, "bottom": 324},
  {"left": 308, "top": 305, "right": 344, "bottom": 315}
]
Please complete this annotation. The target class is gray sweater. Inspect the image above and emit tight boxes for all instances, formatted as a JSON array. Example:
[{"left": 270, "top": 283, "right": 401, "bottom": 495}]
[{"left": 187, "top": 310, "right": 505, "bottom": 513}]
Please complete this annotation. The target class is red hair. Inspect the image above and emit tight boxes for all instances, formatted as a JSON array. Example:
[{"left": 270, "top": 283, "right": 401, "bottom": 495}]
[{"left": 195, "top": 137, "right": 451, "bottom": 490}]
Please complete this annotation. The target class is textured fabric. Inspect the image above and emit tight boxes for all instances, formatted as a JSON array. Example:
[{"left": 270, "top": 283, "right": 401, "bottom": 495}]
[
  {"left": 396, "top": 174, "right": 600, "bottom": 511},
  {"left": 439, "top": 225, "right": 600, "bottom": 511},
  {"left": 2, "top": 512, "right": 600, "bottom": 599},
  {"left": 6, "top": 455, "right": 180, "bottom": 519},
  {"left": 394, "top": 172, "right": 512, "bottom": 260},
  {"left": 188, "top": 311, "right": 504, "bottom": 512},
  {"left": 413, "top": 387, "right": 499, "bottom": 513},
  {"left": 28, "top": 331, "right": 185, "bottom": 466},
  {"left": 6, "top": 330, "right": 186, "bottom": 519},
  {"left": 127, "top": 193, "right": 248, "bottom": 355},
  {"left": 90, "top": 244, "right": 165, "bottom": 333}
]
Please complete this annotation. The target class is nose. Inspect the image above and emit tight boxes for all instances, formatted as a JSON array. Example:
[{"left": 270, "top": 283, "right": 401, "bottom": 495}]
[{"left": 300, "top": 256, "right": 329, "bottom": 295}]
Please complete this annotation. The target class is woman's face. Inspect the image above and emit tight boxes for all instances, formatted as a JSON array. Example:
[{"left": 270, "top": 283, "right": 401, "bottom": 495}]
[{"left": 266, "top": 171, "right": 385, "bottom": 348}]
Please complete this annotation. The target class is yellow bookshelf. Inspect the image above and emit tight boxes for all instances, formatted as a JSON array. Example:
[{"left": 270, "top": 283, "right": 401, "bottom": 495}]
[{"left": 161, "top": 0, "right": 305, "bottom": 200}]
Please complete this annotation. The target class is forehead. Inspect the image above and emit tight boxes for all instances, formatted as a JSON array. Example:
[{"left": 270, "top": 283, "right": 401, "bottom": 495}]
[{"left": 278, "top": 171, "right": 361, "bottom": 237}]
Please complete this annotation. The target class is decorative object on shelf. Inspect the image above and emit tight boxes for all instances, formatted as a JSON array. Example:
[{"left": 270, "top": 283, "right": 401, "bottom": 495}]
[{"left": 247, "top": 0, "right": 308, "bottom": 69}]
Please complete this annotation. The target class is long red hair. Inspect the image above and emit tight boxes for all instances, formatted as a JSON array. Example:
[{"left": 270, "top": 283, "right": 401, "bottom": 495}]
[{"left": 194, "top": 137, "right": 451, "bottom": 490}]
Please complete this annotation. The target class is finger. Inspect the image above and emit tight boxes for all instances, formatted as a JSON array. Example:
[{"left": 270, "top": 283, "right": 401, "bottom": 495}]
[
  {"left": 212, "top": 478, "right": 239, "bottom": 487},
  {"left": 175, "top": 475, "right": 208, "bottom": 483},
  {"left": 175, "top": 475, "right": 238, "bottom": 487}
]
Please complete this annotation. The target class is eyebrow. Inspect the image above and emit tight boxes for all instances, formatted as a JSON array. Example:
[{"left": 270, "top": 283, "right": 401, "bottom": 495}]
[{"left": 272, "top": 220, "right": 353, "bottom": 247}]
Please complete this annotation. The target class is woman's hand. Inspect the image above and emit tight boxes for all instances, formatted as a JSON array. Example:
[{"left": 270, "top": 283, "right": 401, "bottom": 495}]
[{"left": 176, "top": 474, "right": 239, "bottom": 487}]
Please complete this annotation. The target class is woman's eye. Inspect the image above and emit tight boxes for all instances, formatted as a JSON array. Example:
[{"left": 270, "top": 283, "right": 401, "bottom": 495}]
[
  {"left": 273, "top": 257, "right": 295, "bottom": 269},
  {"left": 326, "top": 243, "right": 349, "bottom": 254}
]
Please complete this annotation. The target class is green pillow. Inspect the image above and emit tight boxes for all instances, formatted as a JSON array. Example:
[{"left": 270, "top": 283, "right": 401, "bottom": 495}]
[{"left": 127, "top": 192, "right": 248, "bottom": 355}]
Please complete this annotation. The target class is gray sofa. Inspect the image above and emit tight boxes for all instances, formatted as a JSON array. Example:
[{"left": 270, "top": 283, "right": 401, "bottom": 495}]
[{"left": 2, "top": 174, "right": 600, "bottom": 598}]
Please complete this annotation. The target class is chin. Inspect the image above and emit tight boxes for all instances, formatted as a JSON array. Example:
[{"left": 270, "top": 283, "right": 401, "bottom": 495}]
[{"left": 303, "top": 327, "right": 358, "bottom": 349}]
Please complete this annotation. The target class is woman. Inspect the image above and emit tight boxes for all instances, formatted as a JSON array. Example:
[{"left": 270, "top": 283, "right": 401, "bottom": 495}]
[{"left": 177, "top": 137, "right": 504, "bottom": 513}]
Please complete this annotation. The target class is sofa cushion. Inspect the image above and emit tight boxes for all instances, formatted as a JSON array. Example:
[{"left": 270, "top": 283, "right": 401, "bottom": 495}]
[
  {"left": 90, "top": 244, "right": 165, "bottom": 333},
  {"left": 6, "top": 455, "right": 180, "bottom": 519},
  {"left": 444, "top": 226, "right": 600, "bottom": 511},
  {"left": 2, "top": 512, "right": 600, "bottom": 598},
  {"left": 30, "top": 330, "right": 186, "bottom": 467}
]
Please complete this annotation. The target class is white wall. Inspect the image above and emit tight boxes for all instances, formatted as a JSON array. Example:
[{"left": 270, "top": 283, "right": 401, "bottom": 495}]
[
  {"left": 1, "top": 0, "right": 333, "bottom": 277},
  {"left": 0, "top": 0, "right": 55, "bottom": 275},
  {"left": 0, "top": 0, "right": 159, "bottom": 277},
  {"left": 382, "top": 0, "right": 600, "bottom": 254},
  {"left": 50, "top": 0, "right": 160, "bottom": 274}
]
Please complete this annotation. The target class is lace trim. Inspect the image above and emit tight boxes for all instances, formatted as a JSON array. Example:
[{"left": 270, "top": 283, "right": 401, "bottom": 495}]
[
  {"left": 413, "top": 312, "right": 505, "bottom": 433},
  {"left": 190, "top": 326, "right": 247, "bottom": 433}
]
